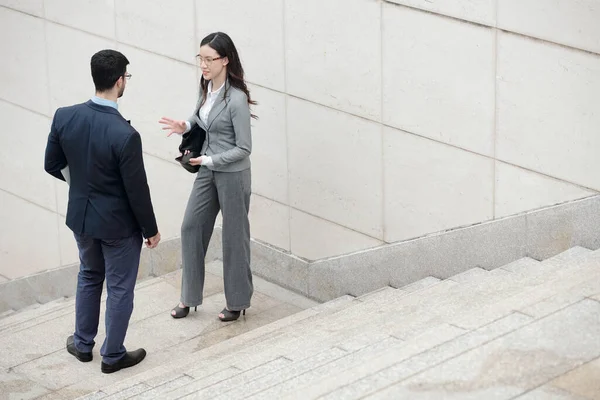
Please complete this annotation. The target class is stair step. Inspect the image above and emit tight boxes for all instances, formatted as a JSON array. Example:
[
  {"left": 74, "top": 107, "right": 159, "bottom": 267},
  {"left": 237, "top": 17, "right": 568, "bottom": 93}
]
[
  {"left": 127, "top": 331, "right": 399, "bottom": 399},
  {"left": 85, "top": 288, "right": 415, "bottom": 399},
  {"left": 384, "top": 250, "right": 600, "bottom": 336},
  {"left": 354, "top": 285, "right": 396, "bottom": 301},
  {"left": 453, "top": 249, "right": 600, "bottom": 329},
  {"left": 500, "top": 257, "right": 540, "bottom": 273},
  {"left": 279, "top": 312, "right": 533, "bottom": 399},
  {"left": 166, "top": 356, "right": 295, "bottom": 400},
  {"left": 278, "top": 249, "right": 597, "bottom": 351},
  {"left": 93, "top": 282, "right": 466, "bottom": 399},
  {"left": 500, "top": 247, "right": 592, "bottom": 277},
  {"left": 0, "top": 268, "right": 236, "bottom": 369},
  {"left": 0, "top": 266, "right": 203, "bottom": 335},
  {"left": 121, "top": 375, "right": 194, "bottom": 400},
  {"left": 215, "top": 338, "right": 399, "bottom": 400},
  {"left": 142, "top": 288, "right": 534, "bottom": 400},
  {"left": 305, "top": 272, "right": 510, "bottom": 345},
  {"left": 515, "top": 385, "right": 589, "bottom": 400},
  {"left": 0, "top": 296, "right": 72, "bottom": 333},
  {"left": 253, "top": 336, "right": 401, "bottom": 400},
  {"left": 511, "top": 246, "right": 594, "bottom": 277},
  {"left": 334, "top": 250, "right": 591, "bottom": 345},
  {"left": 4, "top": 246, "right": 597, "bottom": 400},
  {"left": 347, "top": 298, "right": 600, "bottom": 399},
  {"left": 1, "top": 267, "right": 318, "bottom": 399},
  {"left": 448, "top": 267, "right": 490, "bottom": 283},
  {"left": 164, "top": 349, "right": 346, "bottom": 399},
  {"left": 0, "top": 276, "right": 162, "bottom": 336},
  {"left": 0, "top": 369, "right": 51, "bottom": 399},
  {"left": 519, "top": 277, "right": 600, "bottom": 318},
  {"left": 542, "top": 246, "right": 592, "bottom": 264},
  {"left": 0, "top": 277, "right": 180, "bottom": 370},
  {"left": 100, "top": 383, "right": 151, "bottom": 400},
  {"left": 156, "top": 331, "right": 403, "bottom": 400},
  {"left": 399, "top": 277, "right": 440, "bottom": 293},
  {"left": 88, "top": 251, "right": 600, "bottom": 400},
  {"left": 76, "top": 294, "right": 356, "bottom": 399}
]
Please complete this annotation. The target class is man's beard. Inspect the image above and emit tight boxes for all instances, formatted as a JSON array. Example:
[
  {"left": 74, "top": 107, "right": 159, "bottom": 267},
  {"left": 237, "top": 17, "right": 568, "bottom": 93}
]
[{"left": 118, "top": 86, "right": 125, "bottom": 98}]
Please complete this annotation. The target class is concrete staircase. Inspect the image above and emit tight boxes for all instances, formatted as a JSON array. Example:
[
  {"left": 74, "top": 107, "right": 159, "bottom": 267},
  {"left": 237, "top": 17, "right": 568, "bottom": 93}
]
[{"left": 2, "top": 248, "right": 600, "bottom": 399}]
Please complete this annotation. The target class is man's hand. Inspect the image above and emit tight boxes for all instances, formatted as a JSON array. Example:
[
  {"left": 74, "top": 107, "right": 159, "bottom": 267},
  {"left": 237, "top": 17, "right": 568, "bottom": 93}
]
[
  {"left": 159, "top": 117, "right": 187, "bottom": 137},
  {"left": 145, "top": 232, "right": 161, "bottom": 249}
]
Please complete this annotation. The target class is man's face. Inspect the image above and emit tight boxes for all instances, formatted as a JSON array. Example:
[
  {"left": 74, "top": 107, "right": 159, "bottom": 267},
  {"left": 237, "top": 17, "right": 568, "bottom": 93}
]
[{"left": 117, "top": 72, "right": 130, "bottom": 98}]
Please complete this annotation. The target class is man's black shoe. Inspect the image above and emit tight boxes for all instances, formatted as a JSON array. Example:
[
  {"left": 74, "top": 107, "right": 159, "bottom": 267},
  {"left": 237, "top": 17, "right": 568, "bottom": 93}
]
[
  {"left": 101, "top": 348, "right": 147, "bottom": 374},
  {"left": 66, "top": 335, "right": 93, "bottom": 362}
]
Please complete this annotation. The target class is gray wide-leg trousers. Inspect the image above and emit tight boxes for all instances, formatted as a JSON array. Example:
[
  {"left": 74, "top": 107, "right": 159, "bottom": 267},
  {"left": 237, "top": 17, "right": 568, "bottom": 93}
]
[{"left": 180, "top": 166, "right": 253, "bottom": 311}]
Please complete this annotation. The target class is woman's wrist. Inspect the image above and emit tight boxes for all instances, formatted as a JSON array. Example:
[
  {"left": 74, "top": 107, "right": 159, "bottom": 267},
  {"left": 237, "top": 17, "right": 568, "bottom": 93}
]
[{"left": 200, "top": 155, "right": 213, "bottom": 167}]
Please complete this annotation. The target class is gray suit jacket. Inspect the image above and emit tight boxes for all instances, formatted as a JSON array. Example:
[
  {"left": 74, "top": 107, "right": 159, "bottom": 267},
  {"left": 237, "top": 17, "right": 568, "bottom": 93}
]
[{"left": 187, "top": 80, "right": 252, "bottom": 172}]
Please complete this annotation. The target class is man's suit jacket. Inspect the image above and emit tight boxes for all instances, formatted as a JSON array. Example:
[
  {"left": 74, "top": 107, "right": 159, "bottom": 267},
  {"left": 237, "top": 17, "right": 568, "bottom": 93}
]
[
  {"left": 44, "top": 100, "right": 158, "bottom": 240},
  {"left": 187, "top": 80, "right": 252, "bottom": 172}
]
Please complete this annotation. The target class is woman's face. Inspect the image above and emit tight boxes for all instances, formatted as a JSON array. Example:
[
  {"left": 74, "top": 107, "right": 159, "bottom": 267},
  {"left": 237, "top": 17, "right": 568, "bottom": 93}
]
[{"left": 198, "top": 44, "right": 227, "bottom": 81}]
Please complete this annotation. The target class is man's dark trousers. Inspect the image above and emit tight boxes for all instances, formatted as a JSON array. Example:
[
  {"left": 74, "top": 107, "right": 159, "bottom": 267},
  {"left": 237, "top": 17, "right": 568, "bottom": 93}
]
[{"left": 73, "top": 233, "right": 143, "bottom": 365}]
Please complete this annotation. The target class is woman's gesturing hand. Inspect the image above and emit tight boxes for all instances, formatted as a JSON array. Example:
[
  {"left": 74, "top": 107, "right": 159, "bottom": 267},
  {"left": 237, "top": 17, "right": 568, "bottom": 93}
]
[{"left": 159, "top": 117, "right": 187, "bottom": 137}]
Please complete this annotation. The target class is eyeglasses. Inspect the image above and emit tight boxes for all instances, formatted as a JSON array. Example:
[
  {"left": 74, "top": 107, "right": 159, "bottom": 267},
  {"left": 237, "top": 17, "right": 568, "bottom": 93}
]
[
  {"left": 124, "top": 73, "right": 132, "bottom": 80},
  {"left": 196, "top": 55, "right": 223, "bottom": 65}
]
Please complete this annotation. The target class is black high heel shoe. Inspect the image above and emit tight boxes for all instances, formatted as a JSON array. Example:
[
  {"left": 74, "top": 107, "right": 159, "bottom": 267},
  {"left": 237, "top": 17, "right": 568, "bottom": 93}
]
[
  {"left": 171, "top": 304, "right": 197, "bottom": 319},
  {"left": 218, "top": 308, "right": 246, "bottom": 322}
]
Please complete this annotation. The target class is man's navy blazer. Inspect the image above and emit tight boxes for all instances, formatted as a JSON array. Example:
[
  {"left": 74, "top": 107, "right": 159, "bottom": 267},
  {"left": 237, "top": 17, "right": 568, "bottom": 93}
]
[{"left": 44, "top": 100, "right": 158, "bottom": 240}]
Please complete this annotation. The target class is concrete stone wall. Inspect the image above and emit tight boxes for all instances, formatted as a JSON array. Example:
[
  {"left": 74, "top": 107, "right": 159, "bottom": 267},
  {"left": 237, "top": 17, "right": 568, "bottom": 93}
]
[{"left": 0, "top": 0, "right": 598, "bottom": 282}]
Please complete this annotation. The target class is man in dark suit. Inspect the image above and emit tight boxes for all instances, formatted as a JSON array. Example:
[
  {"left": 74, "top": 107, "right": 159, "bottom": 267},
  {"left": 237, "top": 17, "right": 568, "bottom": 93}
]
[{"left": 44, "top": 49, "right": 161, "bottom": 374}]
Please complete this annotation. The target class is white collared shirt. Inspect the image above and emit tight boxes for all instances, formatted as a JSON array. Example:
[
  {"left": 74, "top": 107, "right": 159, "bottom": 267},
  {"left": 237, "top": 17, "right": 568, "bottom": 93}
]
[
  {"left": 199, "top": 81, "right": 225, "bottom": 125},
  {"left": 91, "top": 95, "right": 118, "bottom": 110}
]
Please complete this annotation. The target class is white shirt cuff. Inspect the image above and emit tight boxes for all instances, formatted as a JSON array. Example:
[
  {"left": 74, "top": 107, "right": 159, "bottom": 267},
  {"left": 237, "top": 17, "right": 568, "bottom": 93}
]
[
  {"left": 200, "top": 155, "right": 213, "bottom": 167},
  {"left": 184, "top": 120, "right": 191, "bottom": 133}
]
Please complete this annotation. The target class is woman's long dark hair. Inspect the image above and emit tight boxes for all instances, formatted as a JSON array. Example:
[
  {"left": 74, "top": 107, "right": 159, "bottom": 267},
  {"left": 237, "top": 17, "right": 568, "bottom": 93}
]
[{"left": 199, "top": 32, "right": 257, "bottom": 119}]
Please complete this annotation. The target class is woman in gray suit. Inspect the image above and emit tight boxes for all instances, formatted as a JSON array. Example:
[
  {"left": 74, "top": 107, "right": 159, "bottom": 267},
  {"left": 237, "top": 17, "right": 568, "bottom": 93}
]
[{"left": 159, "top": 32, "right": 256, "bottom": 322}]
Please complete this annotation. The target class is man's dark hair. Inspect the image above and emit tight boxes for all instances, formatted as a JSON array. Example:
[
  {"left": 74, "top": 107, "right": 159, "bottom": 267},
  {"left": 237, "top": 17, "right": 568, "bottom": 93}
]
[{"left": 90, "top": 50, "right": 129, "bottom": 92}]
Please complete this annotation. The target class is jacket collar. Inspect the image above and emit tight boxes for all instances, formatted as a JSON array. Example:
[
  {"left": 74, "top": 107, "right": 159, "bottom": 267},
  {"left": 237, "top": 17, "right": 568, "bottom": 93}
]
[
  {"left": 85, "top": 100, "right": 121, "bottom": 115},
  {"left": 206, "top": 80, "right": 230, "bottom": 129}
]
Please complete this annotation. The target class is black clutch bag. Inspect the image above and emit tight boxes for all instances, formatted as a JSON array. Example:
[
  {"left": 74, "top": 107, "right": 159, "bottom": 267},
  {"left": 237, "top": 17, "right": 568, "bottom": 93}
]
[{"left": 175, "top": 124, "right": 206, "bottom": 173}]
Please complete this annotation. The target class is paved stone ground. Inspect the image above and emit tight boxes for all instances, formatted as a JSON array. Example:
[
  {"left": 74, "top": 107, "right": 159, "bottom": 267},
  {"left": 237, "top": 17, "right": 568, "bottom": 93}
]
[
  {"left": 0, "top": 261, "right": 318, "bottom": 400},
  {"left": 1, "top": 248, "right": 600, "bottom": 399}
]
